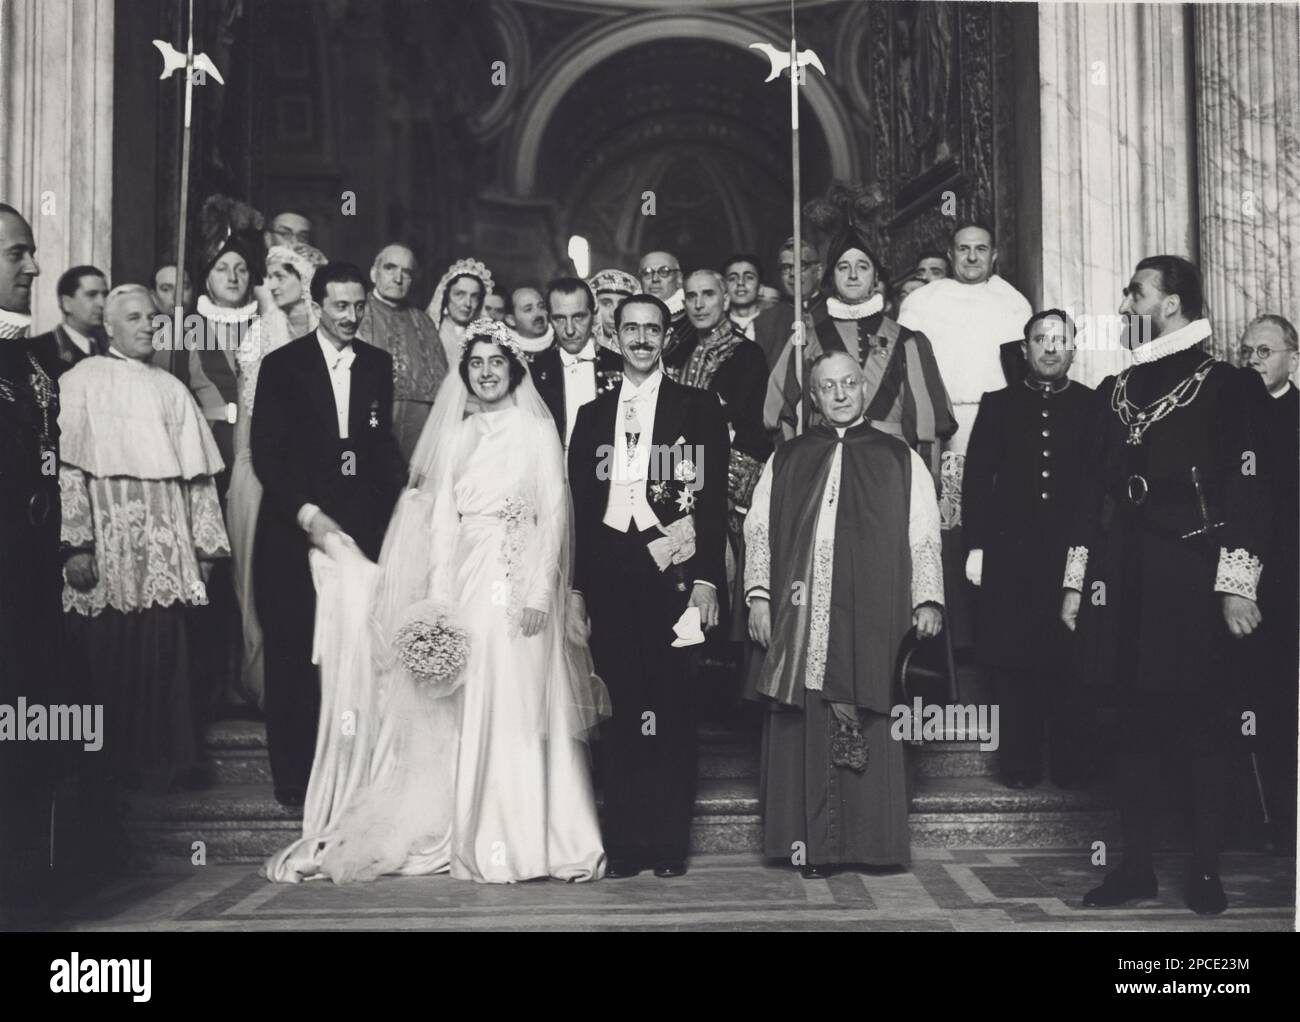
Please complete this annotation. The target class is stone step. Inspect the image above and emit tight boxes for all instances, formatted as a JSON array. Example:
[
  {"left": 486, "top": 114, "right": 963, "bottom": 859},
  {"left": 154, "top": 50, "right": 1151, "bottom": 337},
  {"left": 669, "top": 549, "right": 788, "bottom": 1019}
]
[
  {"left": 122, "top": 777, "right": 1115, "bottom": 864},
  {"left": 202, "top": 720, "right": 995, "bottom": 784}
]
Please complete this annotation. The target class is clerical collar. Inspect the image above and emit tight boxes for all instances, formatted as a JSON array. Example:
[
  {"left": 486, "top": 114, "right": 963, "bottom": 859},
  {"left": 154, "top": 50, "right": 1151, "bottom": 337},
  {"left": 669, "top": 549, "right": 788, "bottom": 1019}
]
[
  {"left": 559, "top": 338, "right": 596, "bottom": 365},
  {"left": 663, "top": 288, "right": 685, "bottom": 316},
  {"left": 0, "top": 306, "right": 33, "bottom": 340},
  {"left": 198, "top": 294, "right": 258, "bottom": 323},
  {"left": 826, "top": 293, "right": 884, "bottom": 320},
  {"left": 372, "top": 292, "right": 404, "bottom": 310},
  {"left": 508, "top": 323, "right": 554, "bottom": 354},
  {"left": 1271, "top": 380, "right": 1296, "bottom": 399},
  {"left": 833, "top": 415, "right": 867, "bottom": 437},
  {"left": 1131, "top": 318, "right": 1212, "bottom": 364},
  {"left": 1023, "top": 375, "right": 1070, "bottom": 394}
]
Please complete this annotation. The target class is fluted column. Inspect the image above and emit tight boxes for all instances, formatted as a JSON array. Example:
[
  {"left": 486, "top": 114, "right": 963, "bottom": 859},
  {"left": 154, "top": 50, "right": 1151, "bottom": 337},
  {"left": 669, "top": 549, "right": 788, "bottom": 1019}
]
[
  {"left": 0, "top": 0, "right": 114, "bottom": 332},
  {"left": 1195, "top": 3, "right": 1300, "bottom": 362},
  {"left": 1036, "top": 3, "right": 1196, "bottom": 387}
]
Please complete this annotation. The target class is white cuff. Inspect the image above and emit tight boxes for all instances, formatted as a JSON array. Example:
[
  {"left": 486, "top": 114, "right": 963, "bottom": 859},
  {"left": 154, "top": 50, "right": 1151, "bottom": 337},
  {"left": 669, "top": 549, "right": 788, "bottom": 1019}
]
[
  {"left": 1214, "top": 547, "right": 1262, "bottom": 601},
  {"left": 693, "top": 579, "right": 717, "bottom": 591},
  {"left": 1063, "top": 545, "right": 1088, "bottom": 591},
  {"left": 965, "top": 549, "right": 983, "bottom": 587},
  {"left": 297, "top": 503, "right": 321, "bottom": 531}
]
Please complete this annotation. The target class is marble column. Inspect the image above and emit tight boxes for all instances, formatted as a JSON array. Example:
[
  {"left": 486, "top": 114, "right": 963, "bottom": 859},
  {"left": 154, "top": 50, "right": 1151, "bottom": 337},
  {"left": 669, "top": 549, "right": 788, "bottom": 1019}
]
[
  {"left": 1036, "top": 3, "right": 1197, "bottom": 387},
  {"left": 1195, "top": 3, "right": 1300, "bottom": 363},
  {"left": 0, "top": 0, "right": 114, "bottom": 332}
]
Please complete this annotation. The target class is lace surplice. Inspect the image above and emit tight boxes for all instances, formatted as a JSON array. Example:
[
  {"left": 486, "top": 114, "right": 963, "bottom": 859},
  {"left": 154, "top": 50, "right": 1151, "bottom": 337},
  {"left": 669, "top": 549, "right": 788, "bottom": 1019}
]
[{"left": 60, "top": 467, "right": 230, "bottom": 616}]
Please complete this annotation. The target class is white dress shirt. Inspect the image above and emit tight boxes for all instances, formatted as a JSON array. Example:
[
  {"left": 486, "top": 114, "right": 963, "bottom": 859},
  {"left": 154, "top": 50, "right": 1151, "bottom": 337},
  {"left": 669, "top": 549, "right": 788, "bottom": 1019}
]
[
  {"left": 603, "top": 368, "right": 664, "bottom": 532},
  {"left": 559, "top": 338, "right": 598, "bottom": 447},
  {"left": 317, "top": 331, "right": 356, "bottom": 440},
  {"left": 298, "top": 333, "right": 358, "bottom": 535}
]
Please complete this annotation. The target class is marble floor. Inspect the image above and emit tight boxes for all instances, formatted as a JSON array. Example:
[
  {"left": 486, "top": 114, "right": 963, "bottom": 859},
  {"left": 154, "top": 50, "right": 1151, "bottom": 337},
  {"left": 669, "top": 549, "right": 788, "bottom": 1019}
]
[{"left": 47, "top": 849, "right": 1296, "bottom": 932}]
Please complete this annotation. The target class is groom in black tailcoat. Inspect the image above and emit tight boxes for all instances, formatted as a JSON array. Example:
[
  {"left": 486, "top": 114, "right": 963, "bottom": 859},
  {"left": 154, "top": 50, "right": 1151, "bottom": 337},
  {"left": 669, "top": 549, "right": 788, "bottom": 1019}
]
[
  {"left": 252, "top": 262, "right": 406, "bottom": 806},
  {"left": 568, "top": 293, "right": 730, "bottom": 878}
]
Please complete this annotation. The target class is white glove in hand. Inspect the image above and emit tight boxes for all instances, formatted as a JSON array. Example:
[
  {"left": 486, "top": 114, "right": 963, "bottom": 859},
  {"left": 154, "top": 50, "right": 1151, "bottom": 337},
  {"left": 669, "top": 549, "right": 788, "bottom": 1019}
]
[{"left": 965, "top": 549, "right": 983, "bottom": 587}]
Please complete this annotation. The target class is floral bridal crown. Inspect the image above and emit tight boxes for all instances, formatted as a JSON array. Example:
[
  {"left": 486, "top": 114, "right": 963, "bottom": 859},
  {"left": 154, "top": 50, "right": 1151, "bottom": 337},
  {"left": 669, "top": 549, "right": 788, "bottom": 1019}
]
[{"left": 459, "top": 317, "right": 525, "bottom": 361}]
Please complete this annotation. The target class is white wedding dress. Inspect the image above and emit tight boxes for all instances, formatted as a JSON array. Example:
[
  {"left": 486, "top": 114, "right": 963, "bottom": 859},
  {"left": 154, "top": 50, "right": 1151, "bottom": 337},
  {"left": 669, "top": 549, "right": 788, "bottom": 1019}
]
[{"left": 264, "top": 370, "right": 608, "bottom": 885}]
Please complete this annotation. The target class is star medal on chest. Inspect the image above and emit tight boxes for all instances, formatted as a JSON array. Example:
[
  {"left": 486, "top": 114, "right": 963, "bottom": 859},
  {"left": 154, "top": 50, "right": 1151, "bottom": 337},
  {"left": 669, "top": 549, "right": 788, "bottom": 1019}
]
[
  {"left": 675, "top": 489, "right": 697, "bottom": 513},
  {"left": 369, "top": 399, "right": 379, "bottom": 429}
]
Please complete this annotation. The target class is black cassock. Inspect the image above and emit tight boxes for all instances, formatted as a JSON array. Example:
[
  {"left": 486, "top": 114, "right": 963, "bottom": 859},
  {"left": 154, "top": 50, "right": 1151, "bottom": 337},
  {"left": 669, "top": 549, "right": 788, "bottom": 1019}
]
[
  {"left": 0, "top": 338, "right": 62, "bottom": 924},
  {"left": 1243, "top": 382, "right": 1298, "bottom": 846},
  {"left": 251, "top": 333, "right": 406, "bottom": 796},
  {"left": 962, "top": 376, "right": 1095, "bottom": 784},
  {"left": 568, "top": 375, "right": 729, "bottom": 866},
  {"left": 1069, "top": 344, "right": 1271, "bottom": 872}
]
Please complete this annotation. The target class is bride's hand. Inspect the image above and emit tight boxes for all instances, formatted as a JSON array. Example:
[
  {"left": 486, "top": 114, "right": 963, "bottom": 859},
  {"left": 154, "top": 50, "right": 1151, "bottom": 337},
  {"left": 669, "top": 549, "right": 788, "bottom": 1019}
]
[{"left": 520, "top": 607, "right": 548, "bottom": 637}]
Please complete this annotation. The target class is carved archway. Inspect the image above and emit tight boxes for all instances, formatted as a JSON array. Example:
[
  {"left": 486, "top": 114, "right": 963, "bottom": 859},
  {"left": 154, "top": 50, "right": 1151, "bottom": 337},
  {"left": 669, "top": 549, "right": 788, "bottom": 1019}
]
[{"left": 506, "top": 10, "right": 858, "bottom": 198}]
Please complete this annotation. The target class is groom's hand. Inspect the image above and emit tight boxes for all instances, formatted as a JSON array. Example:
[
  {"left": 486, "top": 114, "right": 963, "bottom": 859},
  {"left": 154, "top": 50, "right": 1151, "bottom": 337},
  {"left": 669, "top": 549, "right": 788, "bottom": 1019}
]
[
  {"left": 520, "top": 607, "right": 548, "bottom": 638},
  {"left": 689, "top": 583, "right": 719, "bottom": 631},
  {"left": 305, "top": 510, "right": 345, "bottom": 551}
]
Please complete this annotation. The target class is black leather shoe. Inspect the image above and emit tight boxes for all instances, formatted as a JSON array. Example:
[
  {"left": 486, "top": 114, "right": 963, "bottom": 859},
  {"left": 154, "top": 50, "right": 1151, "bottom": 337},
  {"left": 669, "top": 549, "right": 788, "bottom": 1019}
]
[
  {"left": 1185, "top": 872, "right": 1227, "bottom": 915},
  {"left": 274, "top": 788, "right": 305, "bottom": 808},
  {"left": 1083, "top": 864, "right": 1158, "bottom": 907},
  {"left": 801, "top": 863, "right": 831, "bottom": 880},
  {"left": 653, "top": 861, "right": 687, "bottom": 878},
  {"left": 605, "top": 859, "right": 643, "bottom": 879}
]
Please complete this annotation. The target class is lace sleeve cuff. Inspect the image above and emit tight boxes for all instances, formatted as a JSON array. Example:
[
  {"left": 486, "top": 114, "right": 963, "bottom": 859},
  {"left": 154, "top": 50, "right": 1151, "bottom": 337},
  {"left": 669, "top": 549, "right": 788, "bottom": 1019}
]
[
  {"left": 911, "top": 535, "right": 945, "bottom": 609},
  {"left": 1215, "top": 547, "right": 1261, "bottom": 600},
  {"left": 1063, "top": 545, "right": 1088, "bottom": 591}
]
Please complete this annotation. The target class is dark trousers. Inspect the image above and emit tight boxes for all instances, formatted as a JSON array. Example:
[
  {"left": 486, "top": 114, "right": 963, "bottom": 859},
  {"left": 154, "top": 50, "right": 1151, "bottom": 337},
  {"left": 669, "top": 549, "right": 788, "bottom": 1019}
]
[
  {"left": 1113, "top": 695, "right": 1229, "bottom": 874},
  {"left": 993, "top": 665, "right": 1094, "bottom": 784},
  {"left": 588, "top": 523, "right": 699, "bottom": 864},
  {"left": 257, "top": 547, "right": 319, "bottom": 794}
]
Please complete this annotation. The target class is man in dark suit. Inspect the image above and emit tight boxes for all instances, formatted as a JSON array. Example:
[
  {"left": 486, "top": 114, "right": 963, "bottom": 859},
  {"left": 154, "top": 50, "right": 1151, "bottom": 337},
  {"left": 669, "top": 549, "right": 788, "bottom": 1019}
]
[
  {"left": 531, "top": 276, "right": 622, "bottom": 453},
  {"left": 963, "top": 309, "right": 1095, "bottom": 788},
  {"left": 30, "top": 264, "right": 107, "bottom": 378},
  {"left": 568, "top": 293, "right": 730, "bottom": 879},
  {"left": 251, "top": 262, "right": 406, "bottom": 806}
]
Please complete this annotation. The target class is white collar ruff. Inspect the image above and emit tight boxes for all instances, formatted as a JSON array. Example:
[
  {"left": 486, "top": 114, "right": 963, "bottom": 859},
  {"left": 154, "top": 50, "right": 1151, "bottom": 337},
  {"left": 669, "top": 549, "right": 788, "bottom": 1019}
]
[
  {"left": 0, "top": 306, "right": 33, "bottom": 339},
  {"left": 826, "top": 293, "right": 884, "bottom": 320},
  {"left": 198, "top": 294, "right": 258, "bottom": 323},
  {"left": 1131, "top": 318, "right": 1212, "bottom": 364},
  {"left": 663, "top": 288, "right": 685, "bottom": 316},
  {"left": 509, "top": 323, "right": 554, "bottom": 354}
]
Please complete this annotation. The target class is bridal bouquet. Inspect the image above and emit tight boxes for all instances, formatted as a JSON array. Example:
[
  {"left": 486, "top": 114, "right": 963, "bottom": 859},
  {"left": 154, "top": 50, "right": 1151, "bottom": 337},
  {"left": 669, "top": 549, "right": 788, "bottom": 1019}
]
[{"left": 392, "top": 600, "right": 471, "bottom": 697}]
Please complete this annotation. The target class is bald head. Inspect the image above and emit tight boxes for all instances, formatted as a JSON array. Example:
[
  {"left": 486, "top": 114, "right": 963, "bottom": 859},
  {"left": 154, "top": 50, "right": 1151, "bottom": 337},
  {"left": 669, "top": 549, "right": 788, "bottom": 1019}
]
[
  {"left": 811, "top": 350, "right": 865, "bottom": 426},
  {"left": 638, "top": 250, "right": 682, "bottom": 300},
  {"left": 371, "top": 244, "right": 417, "bottom": 303}
]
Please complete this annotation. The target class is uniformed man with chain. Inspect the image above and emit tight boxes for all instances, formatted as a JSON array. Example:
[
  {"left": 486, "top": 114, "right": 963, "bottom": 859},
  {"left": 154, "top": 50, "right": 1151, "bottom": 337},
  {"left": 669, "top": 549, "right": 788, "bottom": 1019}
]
[
  {"left": 0, "top": 203, "right": 63, "bottom": 928},
  {"left": 1061, "top": 256, "right": 1270, "bottom": 916}
]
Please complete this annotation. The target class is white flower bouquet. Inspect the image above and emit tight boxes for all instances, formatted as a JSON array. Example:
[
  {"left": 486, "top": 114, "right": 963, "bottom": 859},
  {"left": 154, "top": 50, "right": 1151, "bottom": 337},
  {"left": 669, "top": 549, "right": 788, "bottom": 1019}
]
[{"left": 392, "top": 600, "right": 471, "bottom": 696}]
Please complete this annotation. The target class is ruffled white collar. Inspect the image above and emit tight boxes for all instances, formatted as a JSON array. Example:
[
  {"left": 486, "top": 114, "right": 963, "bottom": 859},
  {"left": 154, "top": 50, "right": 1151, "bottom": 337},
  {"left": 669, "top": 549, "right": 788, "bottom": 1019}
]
[
  {"left": 826, "top": 293, "right": 884, "bottom": 320},
  {"left": 1131, "top": 318, "right": 1212, "bottom": 364},
  {"left": 664, "top": 288, "right": 685, "bottom": 316},
  {"left": 0, "top": 306, "right": 33, "bottom": 339},
  {"left": 509, "top": 323, "right": 554, "bottom": 354},
  {"left": 198, "top": 294, "right": 258, "bottom": 323}
]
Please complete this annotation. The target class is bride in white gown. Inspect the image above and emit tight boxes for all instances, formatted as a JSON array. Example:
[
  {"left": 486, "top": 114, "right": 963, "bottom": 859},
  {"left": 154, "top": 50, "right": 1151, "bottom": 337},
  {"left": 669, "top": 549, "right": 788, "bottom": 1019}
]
[{"left": 263, "top": 319, "right": 609, "bottom": 884}]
